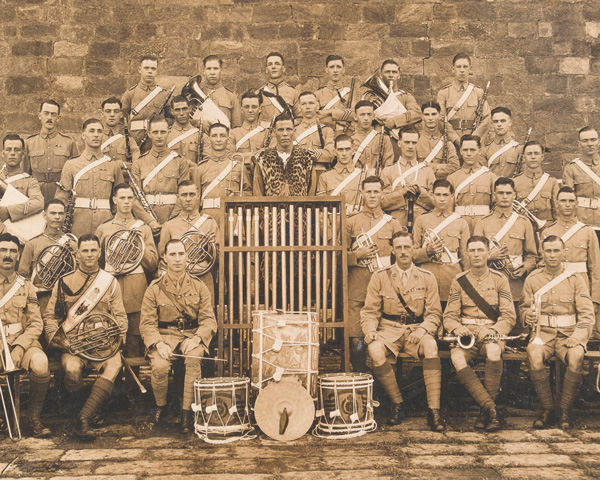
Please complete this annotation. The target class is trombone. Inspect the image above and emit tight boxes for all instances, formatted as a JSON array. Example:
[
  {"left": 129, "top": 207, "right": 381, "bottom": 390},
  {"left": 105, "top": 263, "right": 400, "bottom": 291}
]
[{"left": 0, "top": 315, "right": 22, "bottom": 440}]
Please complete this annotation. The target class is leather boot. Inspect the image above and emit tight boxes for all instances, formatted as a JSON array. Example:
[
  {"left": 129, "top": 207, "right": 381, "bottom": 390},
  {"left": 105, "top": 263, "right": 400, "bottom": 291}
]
[
  {"left": 558, "top": 408, "right": 573, "bottom": 429},
  {"left": 474, "top": 407, "right": 487, "bottom": 430},
  {"left": 75, "top": 417, "right": 96, "bottom": 441},
  {"left": 181, "top": 410, "right": 194, "bottom": 435},
  {"left": 485, "top": 407, "right": 501, "bottom": 432},
  {"left": 387, "top": 402, "right": 406, "bottom": 426},
  {"left": 427, "top": 408, "right": 445, "bottom": 432},
  {"left": 30, "top": 418, "right": 52, "bottom": 438},
  {"left": 149, "top": 405, "right": 166, "bottom": 426},
  {"left": 533, "top": 409, "right": 557, "bottom": 429}
]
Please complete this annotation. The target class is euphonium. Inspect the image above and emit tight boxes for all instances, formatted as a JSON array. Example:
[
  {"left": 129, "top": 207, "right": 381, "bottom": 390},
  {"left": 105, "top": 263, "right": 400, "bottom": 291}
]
[
  {"left": 66, "top": 313, "right": 122, "bottom": 362},
  {"left": 180, "top": 231, "right": 217, "bottom": 278},
  {"left": 362, "top": 71, "right": 389, "bottom": 108},
  {"left": 34, "top": 235, "right": 77, "bottom": 290},
  {"left": 105, "top": 229, "right": 145, "bottom": 276},
  {"left": 354, "top": 229, "right": 384, "bottom": 273},
  {"left": 488, "top": 238, "right": 514, "bottom": 276},
  {"left": 423, "top": 229, "right": 459, "bottom": 265},
  {"left": 182, "top": 75, "right": 231, "bottom": 127},
  {"left": 512, "top": 199, "right": 546, "bottom": 231}
]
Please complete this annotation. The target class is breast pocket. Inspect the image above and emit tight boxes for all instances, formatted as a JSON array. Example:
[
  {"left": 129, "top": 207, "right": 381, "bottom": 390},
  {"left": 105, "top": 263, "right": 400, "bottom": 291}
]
[
  {"left": 382, "top": 294, "right": 398, "bottom": 313},
  {"left": 508, "top": 231, "right": 525, "bottom": 245},
  {"left": 467, "top": 96, "right": 478, "bottom": 108},
  {"left": 445, "top": 230, "right": 461, "bottom": 251},
  {"left": 481, "top": 288, "right": 499, "bottom": 308},
  {"left": 12, "top": 296, "right": 26, "bottom": 324},
  {"left": 559, "top": 295, "right": 574, "bottom": 305},
  {"left": 217, "top": 97, "right": 233, "bottom": 111},
  {"left": 184, "top": 294, "right": 200, "bottom": 316},
  {"left": 476, "top": 185, "right": 491, "bottom": 195},
  {"left": 28, "top": 148, "right": 45, "bottom": 170},
  {"left": 52, "top": 146, "right": 71, "bottom": 170}
]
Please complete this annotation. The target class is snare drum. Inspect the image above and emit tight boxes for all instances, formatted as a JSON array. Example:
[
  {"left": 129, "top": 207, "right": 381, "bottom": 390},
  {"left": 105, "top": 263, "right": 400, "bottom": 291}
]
[
  {"left": 314, "top": 373, "right": 377, "bottom": 438},
  {"left": 251, "top": 310, "right": 319, "bottom": 397},
  {"left": 191, "top": 377, "right": 254, "bottom": 444}
]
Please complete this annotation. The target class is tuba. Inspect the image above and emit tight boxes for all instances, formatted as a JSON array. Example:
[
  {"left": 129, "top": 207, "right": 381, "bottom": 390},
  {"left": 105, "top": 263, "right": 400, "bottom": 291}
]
[
  {"left": 182, "top": 75, "right": 231, "bottom": 127},
  {"left": 354, "top": 229, "right": 385, "bottom": 273},
  {"left": 66, "top": 313, "right": 122, "bottom": 362},
  {"left": 362, "top": 71, "right": 389, "bottom": 108},
  {"left": 35, "top": 234, "right": 77, "bottom": 290},
  {"left": 512, "top": 199, "right": 546, "bottom": 231},
  {"left": 180, "top": 231, "right": 217, "bottom": 278},
  {"left": 105, "top": 229, "right": 145, "bottom": 276},
  {"left": 423, "top": 229, "right": 459, "bottom": 265}
]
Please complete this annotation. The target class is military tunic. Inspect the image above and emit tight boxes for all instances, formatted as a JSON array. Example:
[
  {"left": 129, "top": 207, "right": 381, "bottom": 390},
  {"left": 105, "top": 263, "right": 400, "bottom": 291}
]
[
  {"left": 481, "top": 132, "right": 521, "bottom": 178},
  {"left": 361, "top": 264, "right": 442, "bottom": 358},
  {"left": 346, "top": 207, "right": 403, "bottom": 337},
  {"left": 413, "top": 210, "right": 471, "bottom": 301},
  {"left": 230, "top": 121, "right": 269, "bottom": 161},
  {"left": 513, "top": 170, "right": 559, "bottom": 222},
  {"left": 541, "top": 220, "right": 600, "bottom": 304},
  {"left": 316, "top": 163, "right": 362, "bottom": 210},
  {"left": 562, "top": 155, "right": 600, "bottom": 228},
  {"left": 380, "top": 158, "right": 435, "bottom": 227},
  {"left": 166, "top": 123, "right": 201, "bottom": 168},
  {"left": 121, "top": 83, "right": 172, "bottom": 145},
  {"left": 260, "top": 81, "right": 300, "bottom": 121},
  {"left": 437, "top": 80, "right": 491, "bottom": 142},
  {"left": 351, "top": 129, "right": 394, "bottom": 171},
  {"left": 293, "top": 120, "right": 335, "bottom": 171},
  {"left": 196, "top": 82, "right": 241, "bottom": 128},
  {"left": 56, "top": 151, "right": 124, "bottom": 238},
  {"left": 315, "top": 83, "right": 355, "bottom": 133},
  {"left": 473, "top": 209, "right": 538, "bottom": 300},
  {"left": 416, "top": 127, "right": 460, "bottom": 180},
  {"left": 364, "top": 90, "right": 422, "bottom": 130},
  {"left": 1, "top": 171, "right": 44, "bottom": 222},
  {"left": 101, "top": 127, "right": 141, "bottom": 168},
  {"left": 130, "top": 148, "right": 190, "bottom": 224},
  {"left": 24, "top": 131, "right": 79, "bottom": 201},
  {"left": 520, "top": 268, "right": 594, "bottom": 359},
  {"left": 447, "top": 166, "right": 497, "bottom": 232}
]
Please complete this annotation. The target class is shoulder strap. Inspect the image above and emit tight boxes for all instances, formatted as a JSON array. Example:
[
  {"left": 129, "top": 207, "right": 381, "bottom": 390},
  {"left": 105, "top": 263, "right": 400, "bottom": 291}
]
[
  {"left": 561, "top": 221, "right": 587, "bottom": 243},
  {"left": 365, "top": 214, "right": 392, "bottom": 238},
  {"left": 131, "top": 86, "right": 163, "bottom": 117},
  {"left": 188, "top": 214, "right": 210, "bottom": 233},
  {"left": 63, "top": 270, "right": 114, "bottom": 333},
  {"left": 235, "top": 125, "right": 265, "bottom": 151},
  {"left": 167, "top": 128, "right": 199, "bottom": 149},
  {"left": 5, "top": 173, "right": 29, "bottom": 184},
  {"left": 73, "top": 155, "right": 111, "bottom": 188},
  {"left": 423, "top": 139, "right": 444, "bottom": 164},
  {"left": 157, "top": 278, "right": 195, "bottom": 319},
  {"left": 262, "top": 86, "right": 285, "bottom": 113},
  {"left": 432, "top": 213, "right": 460, "bottom": 236},
  {"left": 493, "top": 212, "right": 520, "bottom": 243},
  {"left": 534, "top": 269, "right": 576, "bottom": 301},
  {"left": 331, "top": 168, "right": 361, "bottom": 196},
  {"left": 143, "top": 151, "right": 178, "bottom": 189},
  {"left": 454, "top": 167, "right": 489, "bottom": 198},
  {"left": 456, "top": 274, "right": 499, "bottom": 321},
  {"left": 573, "top": 159, "right": 600, "bottom": 187},
  {"left": 293, "top": 125, "right": 319, "bottom": 146},
  {"left": 487, "top": 140, "right": 520, "bottom": 167},
  {"left": 446, "top": 83, "right": 475, "bottom": 120},
  {"left": 353, "top": 130, "right": 378, "bottom": 165},
  {"left": 525, "top": 173, "right": 550, "bottom": 203},
  {"left": 392, "top": 162, "right": 425, "bottom": 190},
  {"left": 0, "top": 276, "right": 25, "bottom": 311},
  {"left": 386, "top": 269, "right": 415, "bottom": 317},
  {"left": 100, "top": 134, "right": 124, "bottom": 151},
  {"left": 323, "top": 87, "right": 350, "bottom": 110},
  {"left": 201, "top": 160, "right": 236, "bottom": 200}
]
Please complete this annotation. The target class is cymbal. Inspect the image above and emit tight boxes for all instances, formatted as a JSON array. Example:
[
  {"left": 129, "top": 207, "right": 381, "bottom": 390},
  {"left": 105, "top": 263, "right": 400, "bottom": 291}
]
[{"left": 254, "top": 380, "right": 315, "bottom": 441}]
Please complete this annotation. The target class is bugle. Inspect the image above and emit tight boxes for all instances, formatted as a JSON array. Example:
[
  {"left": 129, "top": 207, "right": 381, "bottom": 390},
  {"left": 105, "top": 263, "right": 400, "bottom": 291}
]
[
  {"left": 423, "top": 228, "right": 459, "bottom": 265},
  {"left": 513, "top": 199, "right": 546, "bottom": 231},
  {"left": 0, "top": 315, "right": 22, "bottom": 440},
  {"left": 530, "top": 295, "right": 544, "bottom": 346},
  {"left": 488, "top": 238, "right": 514, "bottom": 277},
  {"left": 354, "top": 229, "right": 385, "bottom": 273}
]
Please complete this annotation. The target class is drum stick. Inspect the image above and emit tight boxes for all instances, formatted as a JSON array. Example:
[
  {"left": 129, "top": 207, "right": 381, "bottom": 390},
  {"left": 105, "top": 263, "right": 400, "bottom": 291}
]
[
  {"left": 121, "top": 353, "right": 147, "bottom": 394},
  {"left": 171, "top": 353, "right": 227, "bottom": 362}
]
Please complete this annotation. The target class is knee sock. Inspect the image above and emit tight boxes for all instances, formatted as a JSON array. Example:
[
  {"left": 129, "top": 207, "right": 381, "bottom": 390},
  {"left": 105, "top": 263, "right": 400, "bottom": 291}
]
[
  {"left": 456, "top": 366, "right": 495, "bottom": 409},
  {"left": 183, "top": 365, "right": 201, "bottom": 411},
  {"left": 423, "top": 357, "right": 442, "bottom": 410},
  {"left": 28, "top": 372, "right": 50, "bottom": 420},
  {"left": 372, "top": 362, "right": 403, "bottom": 404},
  {"left": 530, "top": 368, "right": 554, "bottom": 411},
  {"left": 151, "top": 371, "right": 169, "bottom": 407},
  {"left": 484, "top": 359, "right": 503, "bottom": 402},
  {"left": 560, "top": 369, "right": 583, "bottom": 411},
  {"left": 80, "top": 377, "right": 113, "bottom": 421}
]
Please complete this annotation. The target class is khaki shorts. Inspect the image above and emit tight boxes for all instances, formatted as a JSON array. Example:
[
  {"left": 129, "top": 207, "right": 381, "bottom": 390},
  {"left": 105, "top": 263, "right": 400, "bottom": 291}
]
[
  {"left": 21, "top": 341, "right": 45, "bottom": 371},
  {"left": 451, "top": 340, "right": 506, "bottom": 363},
  {"left": 532, "top": 335, "right": 584, "bottom": 365},
  {"left": 375, "top": 321, "right": 422, "bottom": 360}
]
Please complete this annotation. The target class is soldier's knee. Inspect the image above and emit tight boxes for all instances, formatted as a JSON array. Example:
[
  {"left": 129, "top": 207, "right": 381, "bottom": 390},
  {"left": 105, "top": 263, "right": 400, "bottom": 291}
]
[
  {"left": 151, "top": 358, "right": 170, "bottom": 378},
  {"left": 566, "top": 348, "right": 584, "bottom": 369},
  {"left": 29, "top": 351, "right": 49, "bottom": 375},
  {"left": 420, "top": 335, "right": 438, "bottom": 357},
  {"left": 367, "top": 341, "right": 386, "bottom": 362},
  {"left": 102, "top": 356, "right": 122, "bottom": 378},
  {"left": 62, "top": 357, "right": 82, "bottom": 379},
  {"left": 450, "top": 349, "right": 467, "bottom": 369},
  {"left": 486, "top": 343, "right": 502, "bottom": 361}
]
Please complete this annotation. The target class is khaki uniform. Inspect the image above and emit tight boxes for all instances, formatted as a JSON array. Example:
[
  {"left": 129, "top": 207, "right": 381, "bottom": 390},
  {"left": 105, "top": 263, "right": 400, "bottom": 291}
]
[
  {"left": 121, "top": 83, "right": 172, "bottom": 145},
  {"left": 381, "top": 158, "right": 435, "bottom": 227},
  {"left": 1, "top": 171, "right": 44, "bottom": 222},
  {"left": 447, "top": 166, "right": 497, "bottom": 232},
  {"left": 363, "top": 90, "right": 422, "bottom": 130},
  {"left": 443, "top": 269, "right": 516, "bottom": 352},
  {"left": 260, "top": 81, "right": 300, "bottom": 121},
  {"left": 56, "top": 152, "right": 124, "bottom": 238},
  {"left": 351, "top": 129, "right": 394, "bottom": 171},
  {"left": 315, "top": 84, "right": 355, "bottom": 133},
  {"left": 158, "top": 212, "right": 219, "bottom": 302},
  {"left": 293, "top": 119, "right": 335, "bottom": 171},
  {"left": 513, "top": 171, "right": 559, "bottom": 222},
  {"left": 346, "top": 208, "right": 403, "bottom": 337},
  {"left": 101, "top": 126, "right": 141, "bottom": 168},
  {"left": 361, "top": 264, "right": 442, "bottom": 359},
  {"left": 437, "top": 80, "right": 491, "bottom": 142},
  {"left": 95, "top": 217, "right": 159, "bottom": 335},
  {"left": 416, "top": 127, "right": 460, "bottom": 180},
  {"left": 196, "top": 82, "right": 241, "bottom": 128},
  {"left": 413, "top": 211, "right": 470, "bottom": 301},
  {"left": 473, "top": 210, "right": 538, "bottom": 300},
  {"left": 167, "top": 124, "right": 201, "bottom": 168},
  {"left": 19, "top": 231, "right": 78, "bottom": 313},
  {"left": 24, "top": 131, "right": 79, "bottom": 201},
  {"left": 562, "top": 156, "right": 600, "bottom": 228},
  {"left": 230, "top": 121, "right": 270, "bottom": 163},
  {"left": 130, "top": 149, "right": 190, "bottom": 224},
  {"left": 0, "top": 273, "right": 45, "bottom": 371},
  {"left": 541, "top": 220, "right": 600, "bottom": 304},
  {"left": 316, "top": 164, "right": 362, "bottom": 208},
  {"left": 481, "top": 132, "right": 521, "bottom": 178},
  {"left": 521, "top": 268, "right": 594, "bottom": 360}
]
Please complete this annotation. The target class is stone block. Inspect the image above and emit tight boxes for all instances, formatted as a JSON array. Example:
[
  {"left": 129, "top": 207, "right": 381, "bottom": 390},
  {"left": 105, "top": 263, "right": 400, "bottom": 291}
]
[
  {"left": 551, "top": 442, "right": 600, "bottom": 454},
  {"left": 559, "top": 57, "right": 590, "bottom": 75},
  {"left": 54, "top": 41, "right": 88, "bottom": 57},
  {"left": 89, "top": 42, "right": 121, "bottom": 58},
  {"left": 136, "top": 23, "right": 158, "bottom": 39},
  {"left": 497, "top": 467, "right": 593, "bottom": 480},
  {"left": 395, "top": 4, "right": 434, "bottom": 23},
  {"left": 508, "top": 22, "right": 536, "bottom": 38},
  {"left": 389, "top": 23, "right": 428, "bottom": 38},
  {"left": 586, "top": 21, "right": 600, "bottom": 37},
  {"left": 54, "top": 76, "right": 84, "bottom": 90},
  {"left": 61, "top": 449, "right": 144, "bottom": 461},
  {"left": 85, "top": 58, "right": 113, "bottom": 76},
  {"left": 517, "top": 39, "right": 555, "bottom": 56},
  {"left": 411, "top": 38, "right": 431, "bottom": 57},
  {"left": 544, "top": 75, "right": 569, "bottom": 95},
  {"left": 48, "top": 57, "right": 84, "bottom": 75},
  {"left": 252, "top": 4, "right": 291, "bottom": 23},
  {"left": 538, "top": 21, "right": 553, "bottom": 37},
  {"left": 12, "top": 40, "right": 52, "bottom": 57},
  {"left": 408, "top": 454, "right": 478, "bottom": 468},
  {"left": 362, "top": 4, "right": 396, "bottom": 23},
  {"left": 432, "top": 3, "right": 458, "bottom": 21},
  {"left": 379, "top": 39, "right": 412, "bottom": 59},
  {"left": 84, "top": 77, "right": 126, "bottom": 97},
  {"left": 5, "top": 76, "right": 45, "bottom": 95},
  {"left": 403, "top": 443, "right": 480, "bottom": 456},
  {"left": 20, "top": 23, "right": 58, "bottom": 37},
  {"left": 278, "top": 23, "right": 317, "bottom": 40},
  {"left": 94, "top": 24, "right": 132, "bottom": 42},
  {"left": 552, "top": 20, "right": 586, "bottom": 38},
  {"left": 345, "top": 24, "right": 390, "bottom": 41},
  {"left": 482, "top": 454, "right": 575, "bottom": 468},
  {"left": 488, "top": 442, "right": 552, "bottom": 455},
  {"left": 456, "top": 1, "right": 495, "bottom": 21},
  {"left": 315, "top": 23, "right": 345, "bottom": 40},
  {"left": 525, "top": 56, "right": 558, "bottom": 74}
]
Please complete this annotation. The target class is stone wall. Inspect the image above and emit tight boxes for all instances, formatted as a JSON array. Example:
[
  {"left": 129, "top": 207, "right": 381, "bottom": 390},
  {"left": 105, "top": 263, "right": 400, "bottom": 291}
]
[{"left": 1, "top": 0, "right": 599, "bottom": 175}]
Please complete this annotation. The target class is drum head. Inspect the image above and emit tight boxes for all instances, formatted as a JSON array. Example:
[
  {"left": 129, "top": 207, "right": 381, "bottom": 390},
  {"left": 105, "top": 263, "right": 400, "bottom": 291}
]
[{"left": 254, "top": 381, "right": 315, "bottom": 441}]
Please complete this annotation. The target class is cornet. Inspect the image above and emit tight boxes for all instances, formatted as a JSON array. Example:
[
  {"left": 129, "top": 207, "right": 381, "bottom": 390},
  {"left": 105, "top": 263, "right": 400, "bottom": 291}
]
[
  {"left": 354, "top": 229, "right": 384, "bottom": 273},
  {"left": 0, "top": 315, "right": 22, "bottom": 440},
  {"left": 423, "top": 229, "right": 459, "bottom": 265},
  {"left": 530, "top": 295, "right": 544, "bottom": 346},
  {"left": 488, "top": 238, "right": 514, "bottom": 277},
  {"left": 513, "top": 199, "right": 546, "bottom": 231}
]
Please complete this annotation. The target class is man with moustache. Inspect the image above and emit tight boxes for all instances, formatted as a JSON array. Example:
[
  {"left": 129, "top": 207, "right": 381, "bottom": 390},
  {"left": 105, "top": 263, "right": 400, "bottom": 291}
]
[
  {"left": 315, "top": 54, "right": 355, "bottom": 134},
  {"left": 0, "top": 135, "right": 44, "bottom": 228},
  {"left": 417, "top": 102, "right": 460, "bottom": 180},
  {"left": 447, "top": 135, "right": 497, "bottom": 232},
  {"left": 513, "top": 141, "right": 559, "bottom": 222},
  {"left": 56, "top": 119, "right": 125, "bottom": 238},
  {"left": 351, "top": 101, "right": 394, "bottom": 172},
  {"left": 99, "top": 97, "right": 140, "bottom": 169},
  {"left": 0, "top": 232, "right": 52, "bottom": 438},
  {"left": 19, "top": 200, "right": 77, "bottom": 314},
  {"left": 260, "top": 52, "right": 300, "bottom": 120},
  {"left": 481, "top": 107, "right": 522, "bottom": 178},
  {"left": 130, "top": 115, "right": 190, "bottom": 228},
  {"left": 253, "top": 113, "right": 317, "bottom": 197},
  {"left": 24, "top": 100, "right": 78, "bottom": 201},
  {"left": 166, "top": 96, "right": 201, "bottom": 168}
]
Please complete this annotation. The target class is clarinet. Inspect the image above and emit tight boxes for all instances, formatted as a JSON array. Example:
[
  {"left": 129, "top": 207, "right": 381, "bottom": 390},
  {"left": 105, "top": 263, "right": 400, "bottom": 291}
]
[
  {"left": 441, "top": 116, "right": 449, "bottom": 164},
  {"left": 472, "top": 81, "right": 490, "bottom": 131},
  {"left": 123, "top": 125, "right": 133, "bottom": 164},
  {"left": 263, "top": 115, "right": 277, "bottom": 149},
  {"left": 375, "top": 125, "right": 386, "bottom": 176},
  {"left": 197, "top": 119, "right": 204, "bottom": 164},
  {"left": 317, "top": 123, "right": 325, "bottom": 149},
  {"left": 514, "top": 127, "right": 533, "bottom": 176},
  {"left": 138, "top": 85, "right": 176, "bottom": 151},
  {"left": 56, "top": 182, "right": 76, "bottom": 234},
  {"left": 121, "top": 161, "right": 159, "bottom": 223}
]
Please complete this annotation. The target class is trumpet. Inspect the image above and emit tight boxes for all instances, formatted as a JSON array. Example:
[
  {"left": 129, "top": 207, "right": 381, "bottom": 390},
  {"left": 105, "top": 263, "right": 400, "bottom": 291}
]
[
  {"left": 442, "top": 332, "right": 527, "bottom": 349},
  {"left": 0, "top": 315, "right": 22, "bottom": 440},
  {"left": 529, "top": 295, "right": 544, "bottom": 346},
  {"left": 354, "top": 229, "right": 385, "bottom": 273},
  {"left": 423, "top": 229, "right": 459, "bottom": 265},
  {"left": 488, "top": 238, "right": 514, "bottom": 276},
  {"left": 512, "top": 199, "right": 546, "bottom": 231}
]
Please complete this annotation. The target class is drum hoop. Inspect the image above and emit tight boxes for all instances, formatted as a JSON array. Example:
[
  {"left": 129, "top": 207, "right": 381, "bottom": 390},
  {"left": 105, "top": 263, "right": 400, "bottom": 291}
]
[
  {"left": 315, "top": 419, "right": 377, "bottom": 434},
  {"left": 194, "top": 377, "right": 250, "bottom": 388}
]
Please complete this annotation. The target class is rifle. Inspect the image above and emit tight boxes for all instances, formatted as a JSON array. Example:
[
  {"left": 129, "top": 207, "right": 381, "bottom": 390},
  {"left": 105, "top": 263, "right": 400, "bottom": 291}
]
[
  {"left": 472, "top": 81, "right": 490, "bottom": 131},
  {"left": 138, "top": 85, "right": 176, "bottom": 151}
]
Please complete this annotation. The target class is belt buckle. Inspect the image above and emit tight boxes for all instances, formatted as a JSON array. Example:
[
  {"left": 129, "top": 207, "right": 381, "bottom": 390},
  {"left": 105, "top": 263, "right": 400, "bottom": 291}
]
[
  {"left": 464, "top": 205, "right": 473, "bottom": 216},
  {"left": 177, "top": 318, "right": 186, "bottom": 333},
  {"left": 591, "top": 198, "right": 599, "bottom": 210},
  {"left": 89, "top": 197, "right": 97, "bottom": 210},
  {"left": 458, "top": 119, "right": 468, "bottom": 131},
  {"left": 548, "top": 315, "right": 557, "bottom": 328},
  {"left": 155, "top": 193, "right": 163, "bottom": 206}
]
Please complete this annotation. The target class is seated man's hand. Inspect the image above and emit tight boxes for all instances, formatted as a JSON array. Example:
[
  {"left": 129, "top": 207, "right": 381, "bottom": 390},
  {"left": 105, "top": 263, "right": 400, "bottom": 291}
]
[
  {"left": 364, "top": 330, "right": 377, "bottom": 344},
  {"left": 453, "top": 326, "right": 472, "bottom": 338},
  {"left": 10, "top": 345, "right": 25, "bottom": 369},
  {"left": 476, "top": 327, "right": 494, "bottom": 343},
  {"left": 564, "top": 336, "right": 580, "bottom": 348},
  {"left": 180, "top": 336, "right": 201, "bottom": 355},
  {"left": 155, "top": 341, "right": 172, "bottom": 360},
  {"left": 407, "top": 327, "right": 426, "bottom": 344}
]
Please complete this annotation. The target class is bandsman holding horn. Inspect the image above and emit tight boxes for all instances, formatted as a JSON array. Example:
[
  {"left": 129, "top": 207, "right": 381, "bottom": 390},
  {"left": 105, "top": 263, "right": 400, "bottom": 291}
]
[{"left": 521, "top": 235, "right": 594, "bottom": 429}]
